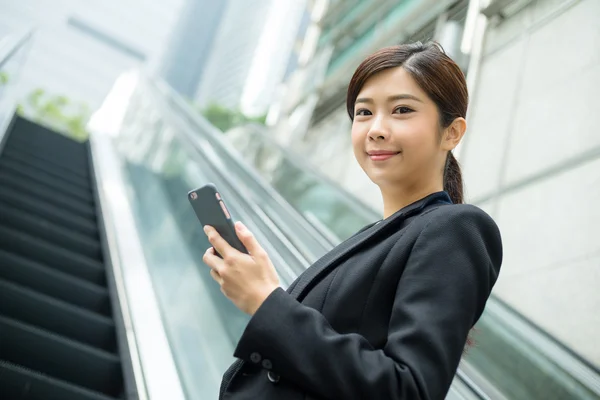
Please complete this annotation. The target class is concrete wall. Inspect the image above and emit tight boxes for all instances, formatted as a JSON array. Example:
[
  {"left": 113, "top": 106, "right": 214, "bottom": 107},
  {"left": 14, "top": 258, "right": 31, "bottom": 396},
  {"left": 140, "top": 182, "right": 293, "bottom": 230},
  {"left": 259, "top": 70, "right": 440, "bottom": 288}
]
[{"left": 461, "top": 0, "right": 600, "bottom": 368}]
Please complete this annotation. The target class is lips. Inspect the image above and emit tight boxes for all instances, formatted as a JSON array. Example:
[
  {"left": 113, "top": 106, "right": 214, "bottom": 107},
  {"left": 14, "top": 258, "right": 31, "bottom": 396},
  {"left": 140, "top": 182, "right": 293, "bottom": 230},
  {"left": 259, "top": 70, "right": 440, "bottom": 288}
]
[{"left": 367, "top": 150, "right": 400, "bottom": 161}]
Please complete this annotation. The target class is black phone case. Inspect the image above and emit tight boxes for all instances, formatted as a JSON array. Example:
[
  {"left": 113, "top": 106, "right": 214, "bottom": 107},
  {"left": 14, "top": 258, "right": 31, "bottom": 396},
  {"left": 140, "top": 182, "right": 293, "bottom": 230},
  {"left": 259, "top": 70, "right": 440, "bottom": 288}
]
[{"left": 187, "top": 183, "right": 248, "bottom": 256}]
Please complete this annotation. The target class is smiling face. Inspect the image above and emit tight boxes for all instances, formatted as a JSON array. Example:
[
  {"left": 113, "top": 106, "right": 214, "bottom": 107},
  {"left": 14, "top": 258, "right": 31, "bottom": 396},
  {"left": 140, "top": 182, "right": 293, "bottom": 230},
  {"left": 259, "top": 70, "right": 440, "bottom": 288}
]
[{"left": 351, "top": 66, "right": 449, "bottom": 191}]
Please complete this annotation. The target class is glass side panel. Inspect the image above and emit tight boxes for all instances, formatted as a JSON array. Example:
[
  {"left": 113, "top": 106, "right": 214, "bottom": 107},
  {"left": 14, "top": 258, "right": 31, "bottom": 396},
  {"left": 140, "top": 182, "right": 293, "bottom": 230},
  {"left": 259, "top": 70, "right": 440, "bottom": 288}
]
[
  {"left": 462, "top": 301, "right": 599, "bottom": 400},
  {"left": 109, "top": 86, "right": 248, "bottom": 400},
  {"left": 225, "top": 124, "right": 378, "bottom": 240}
]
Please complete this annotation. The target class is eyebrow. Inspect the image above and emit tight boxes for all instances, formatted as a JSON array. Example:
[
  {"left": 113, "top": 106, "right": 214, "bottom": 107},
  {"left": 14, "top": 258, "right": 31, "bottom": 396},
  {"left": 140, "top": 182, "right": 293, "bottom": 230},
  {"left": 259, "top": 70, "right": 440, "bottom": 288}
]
[{"left": 355, "top": 94, "right": 424, "bottom": 105}]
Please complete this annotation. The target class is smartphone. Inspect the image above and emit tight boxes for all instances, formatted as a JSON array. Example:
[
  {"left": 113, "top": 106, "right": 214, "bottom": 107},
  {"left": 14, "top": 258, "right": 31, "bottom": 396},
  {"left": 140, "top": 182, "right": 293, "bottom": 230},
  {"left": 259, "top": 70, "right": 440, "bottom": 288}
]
[{"left": 187, "top": 183, "right": 248, "bottom": 256}]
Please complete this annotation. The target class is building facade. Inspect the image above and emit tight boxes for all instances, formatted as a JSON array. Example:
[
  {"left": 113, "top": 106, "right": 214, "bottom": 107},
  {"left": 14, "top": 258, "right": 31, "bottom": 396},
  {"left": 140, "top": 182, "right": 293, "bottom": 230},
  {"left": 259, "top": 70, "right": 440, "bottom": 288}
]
[
  {"left": 0, "top": 0, "right": 187, "bottom": 112},
  {"left": 195, "top": 0, "right": 308, "bottom": 117},
  {"left": 159, "top": 0, "right": 229, "bottom": 99}
]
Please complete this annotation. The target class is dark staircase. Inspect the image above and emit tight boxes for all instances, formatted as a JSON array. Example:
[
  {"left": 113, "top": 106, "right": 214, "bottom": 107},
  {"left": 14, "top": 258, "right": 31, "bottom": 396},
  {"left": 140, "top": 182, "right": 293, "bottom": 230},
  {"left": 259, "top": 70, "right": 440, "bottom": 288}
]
[{"left": 0, "top": 117, "right": 128, "bottom": 399}]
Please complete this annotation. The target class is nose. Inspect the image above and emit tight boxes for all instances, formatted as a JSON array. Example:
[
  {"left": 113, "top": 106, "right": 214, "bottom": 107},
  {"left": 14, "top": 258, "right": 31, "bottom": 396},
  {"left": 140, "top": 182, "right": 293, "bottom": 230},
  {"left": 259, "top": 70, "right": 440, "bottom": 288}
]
[{"left": 367, "top": 115, "right": 389, "bottom": 141}]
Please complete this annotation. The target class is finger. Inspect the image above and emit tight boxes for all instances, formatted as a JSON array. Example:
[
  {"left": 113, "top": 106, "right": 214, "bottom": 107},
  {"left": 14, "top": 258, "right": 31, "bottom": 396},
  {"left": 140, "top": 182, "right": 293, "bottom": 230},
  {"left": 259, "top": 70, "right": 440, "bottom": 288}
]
[
  {"left": 203, "top": 246, "right": 225, "bottom": 273},
  {"left": 235, "top": 222, "right": 265, "bottom": 257},
  {"left": 210, "top": 269, "right": 224, "bottom": 285},
  {"left": 204, "top": 225, "right": 235, "bottom": 259}
]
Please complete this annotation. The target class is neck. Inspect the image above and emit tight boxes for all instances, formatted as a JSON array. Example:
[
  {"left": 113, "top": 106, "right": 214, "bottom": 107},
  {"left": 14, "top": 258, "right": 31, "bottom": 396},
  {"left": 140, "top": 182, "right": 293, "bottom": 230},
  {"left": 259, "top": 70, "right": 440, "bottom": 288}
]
[{"left": 380, "top": 181, "right": 444, "bottom": 219}]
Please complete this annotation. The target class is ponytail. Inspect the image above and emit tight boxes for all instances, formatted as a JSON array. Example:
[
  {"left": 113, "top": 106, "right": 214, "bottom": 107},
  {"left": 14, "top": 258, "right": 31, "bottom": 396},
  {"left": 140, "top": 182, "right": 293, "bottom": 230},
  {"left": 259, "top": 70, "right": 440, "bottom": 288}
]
[
  {"left": 444, "top": 151, "right": 474, "bottom": 353},
  {"left": 443, "top": 151, "right": 464, "bottom": 204}
]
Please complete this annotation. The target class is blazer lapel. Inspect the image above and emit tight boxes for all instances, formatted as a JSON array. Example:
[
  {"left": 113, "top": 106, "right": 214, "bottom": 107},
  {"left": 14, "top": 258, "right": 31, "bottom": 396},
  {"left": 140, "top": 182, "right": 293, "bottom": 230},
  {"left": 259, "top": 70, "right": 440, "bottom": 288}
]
[{"left": 290, "top": 191, "right": 452, "bottom": 301}]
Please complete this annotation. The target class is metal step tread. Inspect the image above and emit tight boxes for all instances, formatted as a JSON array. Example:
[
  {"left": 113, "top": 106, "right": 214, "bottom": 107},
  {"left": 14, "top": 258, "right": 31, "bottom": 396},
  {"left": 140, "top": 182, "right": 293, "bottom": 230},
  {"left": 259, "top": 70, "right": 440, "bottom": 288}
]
[
  {"left": 2, "top": 141, "right": 89, "bottom": 178},
  {"left": 0, "top": 153, "right": 93, "bottom": 199},
  {"left": 0, "top": 171, "right": 96, "bottom": 220},
  {"left": 12, "top": 117, "right": 89, "bottom": 151},
  {"left": 0, "top": 360, "right": 120, "bottom": 400},
  {"left": 0, "top": 200, "right": 101, "bottom": 259},
  {"left": 0, "top": 188, "right": 97, "bottom": 237},
  {"left": 0, "top": 224, "right": 106, "bottom": 285},
  {"left": 0, "top": 316, "right": 123, "bottom": 396},
  {"left": 0, "top": 117, "right": 126, "bottom": 399},
  {"left": 0, "top": 248, "right": 110, "bottom": 315},
  {"left": 0, "top": 278, "right": 117, "bottom": 351}
]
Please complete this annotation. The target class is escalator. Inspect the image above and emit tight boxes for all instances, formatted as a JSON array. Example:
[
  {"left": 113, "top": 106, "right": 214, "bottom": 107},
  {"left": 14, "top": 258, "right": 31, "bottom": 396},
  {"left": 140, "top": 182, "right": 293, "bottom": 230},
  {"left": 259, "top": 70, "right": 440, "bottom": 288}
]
[{"left": 0, "top": 117, "right": 129, "bottom": 400}]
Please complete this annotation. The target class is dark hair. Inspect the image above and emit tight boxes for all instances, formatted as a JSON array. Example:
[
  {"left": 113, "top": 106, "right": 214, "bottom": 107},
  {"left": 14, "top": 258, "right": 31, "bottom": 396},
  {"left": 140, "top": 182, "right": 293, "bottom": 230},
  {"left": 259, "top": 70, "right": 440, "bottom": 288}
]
[{"left": 346, "top": 41, "right": 466, "bottom": 204}]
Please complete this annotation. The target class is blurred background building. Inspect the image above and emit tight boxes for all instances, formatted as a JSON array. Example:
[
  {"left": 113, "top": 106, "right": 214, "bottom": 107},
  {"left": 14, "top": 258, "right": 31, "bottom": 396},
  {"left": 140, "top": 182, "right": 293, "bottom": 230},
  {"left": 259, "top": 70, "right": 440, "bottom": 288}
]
[
  {"left": 0, "top": 0, "right": 187, "bottom": 111},
  {"left": 158, "top": 0, "right": 229, "bottom": 99},
  {"left": 195, "top": 0, "right": 309, "bottom": 117},
  {"left": 0, "top": 0, "right": 598, "bottom": 399}
]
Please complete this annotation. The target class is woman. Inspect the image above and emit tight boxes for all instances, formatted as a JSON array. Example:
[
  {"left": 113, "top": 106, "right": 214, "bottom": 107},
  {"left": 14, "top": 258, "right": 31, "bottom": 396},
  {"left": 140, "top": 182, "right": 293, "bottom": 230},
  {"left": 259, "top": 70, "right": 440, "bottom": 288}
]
[{"left": 203, "top": 42, "right": 503, "bottom": 400}]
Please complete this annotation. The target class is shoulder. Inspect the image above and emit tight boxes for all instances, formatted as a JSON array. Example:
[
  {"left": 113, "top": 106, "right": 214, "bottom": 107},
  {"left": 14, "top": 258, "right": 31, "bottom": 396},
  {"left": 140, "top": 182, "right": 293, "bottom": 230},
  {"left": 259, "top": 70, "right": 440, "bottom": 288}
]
[
  {"left": 415, "top": 203, "right": 503, "bottom": 268},
  {"left": 420, "top": 203, "right": 499, "bottom": 235}
]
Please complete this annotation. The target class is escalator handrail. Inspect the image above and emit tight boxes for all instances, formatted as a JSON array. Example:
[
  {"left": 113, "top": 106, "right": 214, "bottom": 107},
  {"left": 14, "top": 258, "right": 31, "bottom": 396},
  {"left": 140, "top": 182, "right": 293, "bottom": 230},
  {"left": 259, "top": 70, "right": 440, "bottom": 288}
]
[
  {"left": 232, "top": 122, "right": 381, "bottom": 223},
  {"left": 0, "top": 29, "right": 35, "bottom": 159},
  {"left": 140, "top": 84, "right": 311, "bottom": 283},
  {"left": 149, "top": 78, "right": 340, "bottom": 252},
  {"left": 0, "top": 29, "right": 34, "bottom": 71},
  {"left": 486, "top": 296, "right": 600, "bottom": 395}
]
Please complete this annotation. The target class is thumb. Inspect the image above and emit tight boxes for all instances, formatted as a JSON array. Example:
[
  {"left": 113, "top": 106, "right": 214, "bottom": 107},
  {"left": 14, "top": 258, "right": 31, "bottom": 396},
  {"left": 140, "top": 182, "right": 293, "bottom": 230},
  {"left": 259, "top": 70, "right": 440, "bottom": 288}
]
[{"left": 235, "top": 222, "right": 263, "bottom": 256}]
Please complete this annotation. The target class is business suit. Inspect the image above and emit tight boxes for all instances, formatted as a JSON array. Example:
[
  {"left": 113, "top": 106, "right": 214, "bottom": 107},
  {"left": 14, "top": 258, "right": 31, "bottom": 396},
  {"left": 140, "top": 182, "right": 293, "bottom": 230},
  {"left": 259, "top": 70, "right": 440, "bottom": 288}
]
[{"left": 219, "top": 191, "right": 502, "bottom": 400}]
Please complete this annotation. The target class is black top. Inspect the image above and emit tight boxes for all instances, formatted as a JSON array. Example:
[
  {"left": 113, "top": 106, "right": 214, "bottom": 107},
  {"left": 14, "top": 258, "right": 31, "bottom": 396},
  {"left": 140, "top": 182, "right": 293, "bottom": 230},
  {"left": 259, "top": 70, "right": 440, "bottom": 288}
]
[{"left": 220, "top": 191, "right": 503, "bottom": 400}]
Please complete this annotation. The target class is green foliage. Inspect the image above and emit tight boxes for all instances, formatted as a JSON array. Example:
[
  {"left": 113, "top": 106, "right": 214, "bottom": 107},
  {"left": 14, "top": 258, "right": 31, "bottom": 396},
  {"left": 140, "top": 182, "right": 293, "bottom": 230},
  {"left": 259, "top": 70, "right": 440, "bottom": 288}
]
[
  {"left": 19, "top": 88, "right": 91, "bottom": 142},
  {"left": 199, "top": 101, "right": 266, "bottom": 132},
  {"left": 0, "top": 71, "right": 9, "bottom": 86}
]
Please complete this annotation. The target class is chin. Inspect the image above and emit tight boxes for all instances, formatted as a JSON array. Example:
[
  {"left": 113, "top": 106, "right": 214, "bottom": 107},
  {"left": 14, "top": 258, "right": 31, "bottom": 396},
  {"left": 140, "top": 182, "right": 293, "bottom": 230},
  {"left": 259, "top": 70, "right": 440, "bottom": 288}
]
[
  {"left": 367, "top": 171, "right": 404, "bottom": 188},
  {"left": 366, "top": 172, "right": 393, "bottom": 187}
]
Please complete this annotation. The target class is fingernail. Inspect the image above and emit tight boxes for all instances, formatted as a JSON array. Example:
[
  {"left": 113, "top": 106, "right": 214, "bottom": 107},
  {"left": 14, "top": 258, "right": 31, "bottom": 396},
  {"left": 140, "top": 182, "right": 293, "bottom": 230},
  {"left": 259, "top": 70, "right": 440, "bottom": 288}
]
[
  {"left": 235, "top": 221, "right": 245, "bottom": 231},
  {"left": 203, "top": 226, "right": 210, "bottom": 234}
]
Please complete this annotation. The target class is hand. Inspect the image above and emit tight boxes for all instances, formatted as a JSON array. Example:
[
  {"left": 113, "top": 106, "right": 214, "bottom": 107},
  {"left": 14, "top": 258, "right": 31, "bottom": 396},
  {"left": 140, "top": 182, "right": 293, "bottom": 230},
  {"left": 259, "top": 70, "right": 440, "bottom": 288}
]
[{"left": 202, "top": 222, "right": 280, "bottom": 315}]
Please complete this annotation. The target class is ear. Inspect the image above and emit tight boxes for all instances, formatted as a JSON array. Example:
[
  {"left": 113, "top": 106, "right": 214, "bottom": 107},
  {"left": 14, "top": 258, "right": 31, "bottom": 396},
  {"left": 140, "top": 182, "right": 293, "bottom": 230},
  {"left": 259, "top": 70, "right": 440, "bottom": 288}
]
[{"left": 441, "top": 117, "right": 466, "bottom": 151}]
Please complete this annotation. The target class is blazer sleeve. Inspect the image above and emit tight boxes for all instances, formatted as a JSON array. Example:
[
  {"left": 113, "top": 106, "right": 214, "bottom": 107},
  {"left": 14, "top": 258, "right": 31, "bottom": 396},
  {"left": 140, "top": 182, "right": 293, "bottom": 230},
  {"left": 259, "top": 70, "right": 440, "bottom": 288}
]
[{"left": 232, "top": 205, "right": 502, "bottom": 400}]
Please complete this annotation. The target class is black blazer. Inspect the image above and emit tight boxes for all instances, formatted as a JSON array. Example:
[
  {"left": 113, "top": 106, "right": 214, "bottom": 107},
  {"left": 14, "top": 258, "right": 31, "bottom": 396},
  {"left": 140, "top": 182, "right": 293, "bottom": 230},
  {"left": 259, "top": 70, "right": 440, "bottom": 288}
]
[{"left": 219, "top": 191, "right": 502, "bottom": 400}]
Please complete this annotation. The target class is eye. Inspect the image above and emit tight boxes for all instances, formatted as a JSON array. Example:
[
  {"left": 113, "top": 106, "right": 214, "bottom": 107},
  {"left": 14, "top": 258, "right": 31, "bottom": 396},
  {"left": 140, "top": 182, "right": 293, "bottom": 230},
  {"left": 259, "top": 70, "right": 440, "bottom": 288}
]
[
  {"left": 355, "top": 108, "right": 372, "bottom": 116},
  {"left": 393, "top": 106, "right": 414, "bottom": 114}
]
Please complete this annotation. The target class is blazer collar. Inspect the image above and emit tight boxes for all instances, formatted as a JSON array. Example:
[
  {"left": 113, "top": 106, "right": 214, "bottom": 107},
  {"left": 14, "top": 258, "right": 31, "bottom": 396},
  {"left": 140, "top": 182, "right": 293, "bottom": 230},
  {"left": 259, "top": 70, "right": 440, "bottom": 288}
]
[{"left": 290, "top": 191, "right": 452, "bottom": 300}]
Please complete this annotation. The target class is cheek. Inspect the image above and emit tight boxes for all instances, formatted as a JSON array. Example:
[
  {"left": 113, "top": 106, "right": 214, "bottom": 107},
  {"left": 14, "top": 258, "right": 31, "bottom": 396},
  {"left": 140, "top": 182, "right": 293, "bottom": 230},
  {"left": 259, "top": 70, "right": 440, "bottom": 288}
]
[
  {"left": 350, "top": 123, "right": 365, "bottom": 157},
  {"left": 393, "top": 119, "right": 438, "bottom": 155}
]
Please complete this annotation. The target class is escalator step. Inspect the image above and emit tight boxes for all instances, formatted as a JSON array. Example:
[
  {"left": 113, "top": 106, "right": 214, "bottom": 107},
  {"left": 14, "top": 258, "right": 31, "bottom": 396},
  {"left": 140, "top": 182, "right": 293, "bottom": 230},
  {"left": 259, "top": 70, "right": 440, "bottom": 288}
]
[
  {"left": 0, "top": 361, "right": 118, "bottom": 400},
  {"left": 0, "top": 172, "right": 96, "bottom": 220},
  {"left": 0, "top": 200, "right": 101, "bottom": 259},
  {"left": 0, "top": 152, "right": 93, "bottom": 200},
  {"left": 0, "top": 249, "right": 110, "bottom": 316},
  {"left": 4, "top": 139, "right": 89, "bottom": 177},
  {"left": 7, "top": 123, "right": 89, "bottom": 163},
  {"left": 0, "top": 316, "right": 123, "bottom": 397},
  {"left": 1, "top": 142, "right": 90, "bottom": 185},
  {"left": 0, "top": 279, "right": 116, "bottom": 351},
  {"left": 0, "top": 225, "right": 106, "bottom": 285},
  {"left": 12, "top": 117, "right": 89, "bottom": 155},
  {"left": 0, "top": 188, "right": 97, "bottom": 238}
]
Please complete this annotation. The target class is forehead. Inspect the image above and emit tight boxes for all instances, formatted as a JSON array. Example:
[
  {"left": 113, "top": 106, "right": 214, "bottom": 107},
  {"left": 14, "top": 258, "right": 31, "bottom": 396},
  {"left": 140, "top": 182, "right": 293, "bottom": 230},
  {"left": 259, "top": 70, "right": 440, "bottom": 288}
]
[{"left": 357, "top": 66, "right": 425, "bottom": 99}]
